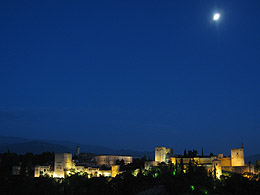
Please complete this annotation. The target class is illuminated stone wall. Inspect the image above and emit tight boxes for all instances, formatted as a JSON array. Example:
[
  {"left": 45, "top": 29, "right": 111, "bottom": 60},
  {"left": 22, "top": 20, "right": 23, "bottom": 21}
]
[
  {"left": 150, "top": 146, "right": 253, "bottom": 177},
  {"left": 95, "top": 155, "right": 132, "bottom": 167},
  {"left": 74, "top": 165, "right": 85, "bottom": 173},
  {"left": 170, "top": 157, "right": 176, "bottom": 165},
  {"left": 155, "top": 147, "right": 167, "bottom": 163},
  {"left": 144, "top": 161, "right": 159, "bottom": 170},
  {"left": 84, "top": 167, "right": 112, "bottom": 177},
  {"left": 219, "top": 157, "right": 231, "bottom": 166},
  {"left": 34, "top": 165, "right": 52, "bottom": 177},
  {"left": 231, "top": 148, "right": 245, "bottom": 166},
  {"left": 171, "top": 157, "right": 216, "bottom": 165},
  {"left": 111, "top": 165, "right": 120, "bottom": 177},
  {"left": 198, "top": 157, "right": 216, "bottom": 164},
  {"left": 33, "top": 153, "right": 128, "bottom": 178},
  {"left": 54, "top": 153, "right": 73, "bottom": 178},
  {"left": 222, "top": 164, "right": 254, "bottom": 174},
  {"left": 212, "top": 160, "right": 222, "bottom": 179}
]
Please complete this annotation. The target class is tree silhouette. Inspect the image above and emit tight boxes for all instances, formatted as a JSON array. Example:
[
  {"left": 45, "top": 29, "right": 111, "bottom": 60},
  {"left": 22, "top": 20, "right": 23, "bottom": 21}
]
[
  {"left": 184, "top": 149, "right": 187, "bottom": 157},
  {"left": 193, "top": 149, "right": 198, "bottom": 157}
]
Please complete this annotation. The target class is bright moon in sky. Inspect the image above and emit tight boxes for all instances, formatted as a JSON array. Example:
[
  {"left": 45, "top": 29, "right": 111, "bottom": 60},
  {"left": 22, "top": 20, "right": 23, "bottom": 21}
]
[{"left": 213, "top": 13, "right": 220, "bottom": 21}]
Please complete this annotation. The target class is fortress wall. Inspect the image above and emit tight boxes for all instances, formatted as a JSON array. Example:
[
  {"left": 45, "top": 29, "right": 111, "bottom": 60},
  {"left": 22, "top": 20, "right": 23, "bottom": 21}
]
[
  {"left": 197, "top": 157, "right": 212, "bottom": 164},
  {"left": 95, "top": 155, "right": 133, "bottom": 167},
  {"left": 220, "top": 157, "right": 231, "bottom": 166},
  {"left": 212, "top": 160, "right": 222, "bottom": 178}
]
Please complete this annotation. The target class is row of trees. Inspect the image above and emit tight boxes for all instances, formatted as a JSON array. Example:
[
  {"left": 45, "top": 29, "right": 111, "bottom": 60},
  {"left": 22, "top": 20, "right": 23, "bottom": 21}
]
[
  {"left": 183, "top": 149, "right": 198, "bottom": 157},
  {"left": 0, "top": 151, "right": 54, "bottom": 177},
  {"left": 1, "top": 161, "right": 260, "bottom": 194},
  {"left": 183, "top": 149, "right": 214, "bottom": 157},
  {"left": 1, "top": 151, "right": 260, "bottom": 194}
]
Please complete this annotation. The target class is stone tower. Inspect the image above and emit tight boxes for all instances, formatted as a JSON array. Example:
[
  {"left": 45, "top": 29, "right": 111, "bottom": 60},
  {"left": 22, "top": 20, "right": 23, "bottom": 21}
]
[
  {"left": 231, "top": 148, "right": 245, "bottom": 166},
  {"left": 155, "top": 147, "right": 167, "bottom": 163},
  {"left": 155, "top": 147, "right": 173, "bottom": 163},
  {"left": 54, "top": 153, "right": 73, "bottom": 178},
  {"left": 75, "top": 145, "right": 80, "bottom": 156},
  {"left": 212, "top": 159, "right": 222, "bottom": 179}
]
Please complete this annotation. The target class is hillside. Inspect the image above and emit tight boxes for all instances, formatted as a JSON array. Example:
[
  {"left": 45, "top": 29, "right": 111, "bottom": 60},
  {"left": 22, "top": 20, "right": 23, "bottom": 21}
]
[
  {"left": 0, "top": 141, "right": 72, "bottom": 154},
  {"left": 0, "top": 136, "right": 153, "bottom": 158}
]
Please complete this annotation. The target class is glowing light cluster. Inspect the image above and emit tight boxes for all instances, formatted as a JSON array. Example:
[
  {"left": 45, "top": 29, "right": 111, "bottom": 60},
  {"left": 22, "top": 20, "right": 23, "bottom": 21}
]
[{"left": 213, "top": 13, "right": 220, "bottom": 21}]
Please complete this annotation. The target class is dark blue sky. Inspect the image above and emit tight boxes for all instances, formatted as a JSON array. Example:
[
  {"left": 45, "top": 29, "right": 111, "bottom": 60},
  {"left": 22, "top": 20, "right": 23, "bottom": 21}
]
[{"left": 1, "top": 0, "right": 260, "bottom": 155}]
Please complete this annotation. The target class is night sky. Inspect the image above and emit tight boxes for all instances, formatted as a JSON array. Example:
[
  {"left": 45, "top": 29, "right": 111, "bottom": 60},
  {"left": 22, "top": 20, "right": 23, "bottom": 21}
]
[{"left": 1, "top": 0, "right": 260, "bottom": 155}]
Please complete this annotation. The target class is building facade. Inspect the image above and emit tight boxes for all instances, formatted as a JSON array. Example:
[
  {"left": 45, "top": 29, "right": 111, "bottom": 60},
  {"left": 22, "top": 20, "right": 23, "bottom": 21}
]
[
  {"left": 155, "top": 147, "right": 173, "bottom": 163},
  {"left": 146, "top": 145, "right": 254, "bottom": 179},
  {"left": 54, "top": 153, "right": 73, "bottom": 178},
  {"left": 95, "top": 155, "right": 132, "bottom": 167}
]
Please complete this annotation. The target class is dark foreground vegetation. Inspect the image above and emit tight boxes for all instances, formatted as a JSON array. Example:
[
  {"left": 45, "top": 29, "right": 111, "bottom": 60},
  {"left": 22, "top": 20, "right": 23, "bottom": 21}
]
[
  {"left": 1, "top": 152, "right": 260, "bottom": 194},
  {"left": 1, "top": 166, "right": 260, "bottom": 195}
]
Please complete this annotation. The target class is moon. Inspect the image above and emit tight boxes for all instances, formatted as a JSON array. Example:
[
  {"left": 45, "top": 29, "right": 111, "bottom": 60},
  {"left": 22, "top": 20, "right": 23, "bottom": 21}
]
[{"left": 213, "top": 13, "right": 220, "bottom": 21}]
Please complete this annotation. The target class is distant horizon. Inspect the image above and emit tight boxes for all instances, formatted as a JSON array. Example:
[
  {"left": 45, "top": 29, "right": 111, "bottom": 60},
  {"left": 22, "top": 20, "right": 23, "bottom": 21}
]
[{"left": 0, "top": 134, "right": 259, "bottom": 157}]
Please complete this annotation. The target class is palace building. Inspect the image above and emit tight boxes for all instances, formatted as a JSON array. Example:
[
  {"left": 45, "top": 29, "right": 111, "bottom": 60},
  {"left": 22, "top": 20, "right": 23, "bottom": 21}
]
[
  {"left": 145, "top": 145, "right": 254, "bottom": 178},
  {"left": 34, "top": 145, "right": 254, "bottom": 179},
  {"left": 34, "top": 146, "right": 132, "bottom": 178}
]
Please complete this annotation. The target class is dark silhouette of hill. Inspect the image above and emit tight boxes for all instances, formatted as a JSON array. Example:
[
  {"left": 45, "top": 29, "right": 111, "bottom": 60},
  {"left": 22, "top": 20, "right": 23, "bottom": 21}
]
[
  {"left": 0, "top": 141, "right": 72, "bottom": 154},
  {"left": 1, "top": 136, "right": 259, "bottom": 161},
  {"left": 0, "top": 136, "right": 30, "bottom": 146},
  {"left": 0, "top": 136, "right": 153, "bottom": 157},
  {"left": 245, "top": 154, "right": 260, "bottom": 165},
  {"left": 52, "top": 140, "right": 153, "bottom": 157}
]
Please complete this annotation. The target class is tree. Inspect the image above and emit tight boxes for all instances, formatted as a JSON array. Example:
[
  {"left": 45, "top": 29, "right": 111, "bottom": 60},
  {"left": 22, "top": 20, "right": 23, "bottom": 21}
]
[
  {"left": 213, "top": 165, "right": 217, "bottom": 179},
  {"left": 188, "top": 150, "right": 193, "bottom": 157},
  {"left": 184, "top": 149, "right": 187, "bottom": 157},
  {"left": 188, "top": 159, "right": 194, "bottom": 174},
  {"left": 116, "top": 159, "right": 125, "bottom": 167},
  {"left": 193, "top": 149, "right": 198, "bottom": 157},
  {"left": 100, "top": 165, "right": 109, "bottom": 170},
  {"left": 180, "top": 158, "right": 184, "bottom": 174},
  {"left": 256, "top": 160, "right": 260, "bottom": 171},
  {"left": 175, "top": 159, "right": 179, "bottom": 174}
]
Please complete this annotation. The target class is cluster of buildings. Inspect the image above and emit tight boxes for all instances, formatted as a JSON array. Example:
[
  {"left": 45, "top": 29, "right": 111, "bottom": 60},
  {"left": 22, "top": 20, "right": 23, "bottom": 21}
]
[
  {"left": 146, "top": 145, "right": 254, "bottom": 178},
  {"left": 34, "top": 147, "right": 133, "bottom": 178},
  {"left": 32, "top": 145, "right": 255, "bottom": 179}
]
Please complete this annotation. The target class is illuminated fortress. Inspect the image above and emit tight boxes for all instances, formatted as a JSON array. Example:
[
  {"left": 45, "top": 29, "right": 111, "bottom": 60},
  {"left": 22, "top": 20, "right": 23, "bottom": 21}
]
[
  {"left": 34, "top": 149, "right": 132, "bottom": 178},
  {"left": 146, "top": 145, "right": 254, "bottom": 178},
  {"left": 34, "top": 145, "right": 254, "bottom": 179}
]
